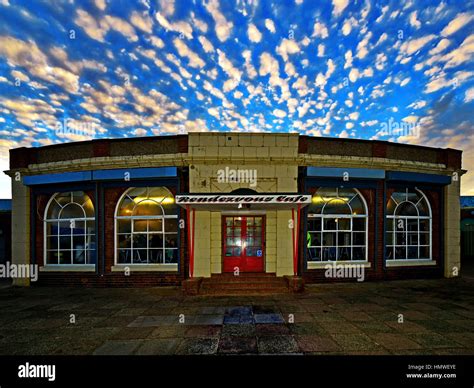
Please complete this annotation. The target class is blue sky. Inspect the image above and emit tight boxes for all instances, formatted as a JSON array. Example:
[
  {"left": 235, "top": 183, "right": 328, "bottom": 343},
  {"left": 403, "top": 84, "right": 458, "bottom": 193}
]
[{"left": 0, "top": 0, "right": 473, "bottom": 198}]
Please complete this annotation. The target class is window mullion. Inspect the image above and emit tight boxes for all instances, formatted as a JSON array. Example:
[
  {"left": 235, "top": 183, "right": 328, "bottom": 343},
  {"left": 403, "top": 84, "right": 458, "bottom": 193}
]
[
  {"left": 146, "top": 219, "right": 149, "bottom": 264},
  {"left": 162, "top": 216, "right": 165, "bottom": 264},
  {"left": 350, "top": 217, "right": 353, "bottom": 261}
]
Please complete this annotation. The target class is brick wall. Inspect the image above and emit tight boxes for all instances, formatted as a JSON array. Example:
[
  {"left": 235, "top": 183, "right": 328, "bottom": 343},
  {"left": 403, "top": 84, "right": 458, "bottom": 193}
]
[
  {"left": 33, "top": 184, "right": 187, "bottom": 287},
  {"left": 301, "top": 183, "right": 443, "bottom": 283}
]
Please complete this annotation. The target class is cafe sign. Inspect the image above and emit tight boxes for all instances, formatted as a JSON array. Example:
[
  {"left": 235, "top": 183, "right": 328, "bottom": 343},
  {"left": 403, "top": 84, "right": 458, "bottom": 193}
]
[{"left": 176, "top": 194, "right": 311, "bottom": 205}]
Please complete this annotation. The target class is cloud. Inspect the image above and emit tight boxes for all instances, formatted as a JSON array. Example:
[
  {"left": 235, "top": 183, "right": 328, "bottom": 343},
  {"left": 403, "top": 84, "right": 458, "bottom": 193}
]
[
  {"left": 375, "top": 53, "right": 387, "bottom": 70},
  {"left": 429, "top": 38, "right": 451, "bottom": 55},
  {"left": 441, "top": 34, "right": 474, "bottom": 69},
  {"left": 326, "top": 59, "right": 336, "bottom": 78},
  {"left": 396, "top": 92, "right": 474, "bottom": 194},
  {"left": 356, "top": 32, "right": 372, "bottom": 59},
  {"left": 159, "top": 0, "right": 175, "bottom": 16},
  {"left": 441, "top": 12, "right": 473, "bottom": 36},
  {"left": 218, "top": 49, "right": 242, "bottom": 81},
  {"left": 408, "top": 100, "right": 427, "bottom": 109},
  {"left": 207, "top": 107, "right": 219, "bottom": 119},
  {"left": 276, "top": 38, "right": 300, "bottom": 61},
  {"left": 11, "top": 70, "right": 29, "bottom": 82},
  {"left": 344, "top": 50, "right": 353, "bottom": 69},
  {"left": 74, "top": 9, "right": 107, "bottom": 42},
  {"left": 409, "top": 11, "right": 421, "bottom": 29},
  {"left": 205, "top": 0, "right": 233, "bottom": 42},
  {"left": 312, "top": 22, "right": 329, "bottom": 39},
  {"left": 317, "top": 44, "right": 325, "bottom": 57},
  {"left": 155, "top": 13, "right": 193, "bottom": 39},
  {"left": 247, "top": 23, "right": 262, "bottom": 42},
  {"left": 424, "top": 70, "right": 473, "bottom": 93},
  {"left": 332, "top": 0, "right": 349, "bottom": 17},
  {"left": 465, "top": 87, "right": 474, "bottom": 103},
  {"left": 273, "top": 109, "right": 286, "bottom": 118},
  {"left": 315, "top": 72, "right": 327, "bottom": 88},
  {"left": 132, "top": 128, "right": 148, "bottom": 136},
  {"left": 198, "top": 36, "right": 214, "bottom": 53},
  {"left": 242, "top": 50, "right": 257, "bottom": 78},
  {"left": 191, "top": 13, "right": 208, "bottom": 33},
  {"left": 339, "top": 129, "right": 349, "bottom": 138},
  {"left": 342, "top": 17, "right": 357, "bottom": 35},
  {"left": 149, "top": 36, "right": 164, "bottom": 48},
  {"left": 0, "top": 36, "right": 79, "bottom": 94},
  {"left": 349, "top": 68, "right": 359, "bottom": 82},
  {"left": 74, "top": 10, "right": 138, "bottom": 42},
  {"left": 102, "top": 15, "right": 138, "bottom": 42},
  {"left": 265, "top": 18, "right": 276, "bottom": 33},
  {"left": 130, "top": 11, "right": 153, "bottom": 34},
  {"left": 403, "top": 115, "right": 418, "bottom": 123},
  {"left": 173, "top": 38, "right": 205, "bottom": 68},
  {"left": 348, "top": 112, "right": 359, "bottom": 120},
  {"left": 400, "top": 34, "right": 437, "bottom": 56},
  {"left": 400, "top": 77, "right": 411, "bottom": 87}
]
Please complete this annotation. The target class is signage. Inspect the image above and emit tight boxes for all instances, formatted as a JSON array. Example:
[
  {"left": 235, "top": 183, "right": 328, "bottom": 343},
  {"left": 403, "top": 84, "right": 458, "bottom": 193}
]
[{"left": 175, "top": 194, "right": 311, "bottom": 205}]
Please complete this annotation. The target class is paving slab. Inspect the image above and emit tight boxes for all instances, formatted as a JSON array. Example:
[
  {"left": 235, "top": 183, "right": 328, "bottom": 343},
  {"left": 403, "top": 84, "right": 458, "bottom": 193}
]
[
  {"left": 257, "top": 335, "right": 300, "bottom": 354},
  {"left": 93, "top": 340, "right": 143, "bottom": 355},
  {"left": 254, "top": 313, "right": 285, "bottom": 324},
  {"left": 371, "top": 333, "right": 423, "bottom": 351},
  {"left": 176, "top": 338, "right": 219, "bottom": 355},
  {"left": 135, "top": 339, "right": 180, "bottom": 355},
  {"left": 296, "top": 335, "right": 341, "bottom": 353},
  {"left": 218, "top": 336, "right": 257, "bottom": 354},
  {"left": 1, "top": 276, "right": 473, "bottom": 355}
]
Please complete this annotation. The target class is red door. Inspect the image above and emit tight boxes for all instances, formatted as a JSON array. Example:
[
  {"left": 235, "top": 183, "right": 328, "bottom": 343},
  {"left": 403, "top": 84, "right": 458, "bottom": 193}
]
[{"left": 223, "top": 216, "right": 265, "bottom": 272}]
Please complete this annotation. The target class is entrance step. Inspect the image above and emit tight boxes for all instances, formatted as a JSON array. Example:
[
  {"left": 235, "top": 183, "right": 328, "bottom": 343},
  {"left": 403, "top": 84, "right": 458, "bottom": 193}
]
[{"left": 200, "top": 273, "right": 289, "bottom": 295}]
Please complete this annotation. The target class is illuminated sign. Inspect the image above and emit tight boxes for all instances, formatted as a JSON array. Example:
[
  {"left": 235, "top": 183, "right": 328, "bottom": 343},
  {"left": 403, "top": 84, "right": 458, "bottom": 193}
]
[{"left": 176, "top": 194, "right": 311, "bottom": 205}]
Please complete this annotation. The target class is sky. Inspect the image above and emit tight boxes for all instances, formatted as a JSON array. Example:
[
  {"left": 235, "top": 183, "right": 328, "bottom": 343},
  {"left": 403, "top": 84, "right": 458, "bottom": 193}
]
[{"left": 0, "top": 0, "right": 473, "bottom": 198}]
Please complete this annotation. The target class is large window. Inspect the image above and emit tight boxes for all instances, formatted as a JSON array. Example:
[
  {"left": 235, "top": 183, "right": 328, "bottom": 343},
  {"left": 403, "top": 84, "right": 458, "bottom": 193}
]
[
  {"left": 115, "top": 187, "right": 178, "bottom": 265},
  {"left": 306, "top": 188, "right": 368, "bottom": 262},
  {"left": 385, "top": 188, "right": 432, "bottom": 261},
  {"left": 44, "top": 191, "right": 96, "bottom": 265}
]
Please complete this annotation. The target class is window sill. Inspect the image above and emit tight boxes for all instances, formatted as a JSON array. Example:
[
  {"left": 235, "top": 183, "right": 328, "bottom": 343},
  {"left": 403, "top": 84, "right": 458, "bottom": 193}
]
[
  {"left": 307, "top": 261, "right": 371, "bottom": 270},
  {"left": 386, "top": 259, "right": 436, "bottom": 267},
  {"left": 40, "top": 265, "right": 96, "bottom": 272},
  {"left": 111, "top": 264, "right": 178, "bottom": 272}
]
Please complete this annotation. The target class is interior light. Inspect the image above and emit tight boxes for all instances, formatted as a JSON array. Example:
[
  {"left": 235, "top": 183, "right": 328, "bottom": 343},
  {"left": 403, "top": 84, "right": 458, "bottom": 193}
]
[{"left": 133, "top": 197, "right": 175, "bottom": 204}]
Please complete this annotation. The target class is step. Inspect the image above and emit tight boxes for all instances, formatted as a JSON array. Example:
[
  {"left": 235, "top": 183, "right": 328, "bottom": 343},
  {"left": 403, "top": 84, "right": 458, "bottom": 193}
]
[
  {"left": 201, "top": 284, "right": 288, "bottom": 289},
  {"left": 201, "top": 279, "right": 287, "bottom": 286},
  {"left": 201, "top": 289, "right": 289, "bottom": 295},
  {"left": 198, "top": 273, "right": 290, "bottom": 295}
]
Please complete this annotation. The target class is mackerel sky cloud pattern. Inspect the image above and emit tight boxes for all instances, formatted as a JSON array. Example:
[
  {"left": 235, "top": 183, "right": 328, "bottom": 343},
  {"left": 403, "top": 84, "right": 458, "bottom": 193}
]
[{"left": 0, "top": 0, "right": 473, "bottom": 197}]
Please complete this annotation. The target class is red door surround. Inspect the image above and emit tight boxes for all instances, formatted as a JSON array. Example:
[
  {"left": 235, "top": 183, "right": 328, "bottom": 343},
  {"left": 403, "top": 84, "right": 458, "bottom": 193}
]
[{"left": 223, "top": 216, "right": 265, "bottom": 273}]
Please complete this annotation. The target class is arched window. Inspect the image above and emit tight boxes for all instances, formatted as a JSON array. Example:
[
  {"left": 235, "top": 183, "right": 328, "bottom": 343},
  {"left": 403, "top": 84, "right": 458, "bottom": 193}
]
[
  {"left": 115, "top": 187, "right": 178, "bottom": 265},
  {"left": 307, "top": 188, "right": 368, "bottom": 262},
  {"left": 386, "top": 188, "right": 432, "bottom": 260},
  {"left": 44, "top": 191, "right": 96, "bottom": 265}
]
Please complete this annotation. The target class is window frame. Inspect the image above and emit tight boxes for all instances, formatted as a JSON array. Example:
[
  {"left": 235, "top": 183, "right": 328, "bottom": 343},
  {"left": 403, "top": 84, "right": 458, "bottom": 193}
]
[
  {"left": 385, "top": 188, "right": 433, "bottom": 262},
  {"left": 306, "top": 187, "right": 369, "bottom": 263},
  {"left": 43, "top": 191, "right": 96, "bottom": 267},
  {"left": 114, "top": 187, "right": 179, "bottom": 267}
]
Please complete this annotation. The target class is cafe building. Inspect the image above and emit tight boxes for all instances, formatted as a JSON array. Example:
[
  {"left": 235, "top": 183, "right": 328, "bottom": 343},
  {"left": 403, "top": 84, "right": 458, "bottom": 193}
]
[{"left": 5, "top": 132, "right": 464, "bottom": 293}]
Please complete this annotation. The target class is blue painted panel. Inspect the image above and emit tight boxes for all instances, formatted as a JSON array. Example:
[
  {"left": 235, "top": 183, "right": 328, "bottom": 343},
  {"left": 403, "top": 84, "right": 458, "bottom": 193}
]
[
  {"left": 92, "top": 167, "right": 177, "bottom": 180},
  {"left": 460, "top": 196, "right": 474, "bottom": 208},
  {"left": 0, "top": 199, "right": 11, "bottom": 211},
  {"left": 307, "top": 167, "right": 385, "bottom": 179},
  {"left": 386, "top": 171, "right": 451, "bottom": 185},
  {"left": 23, "top": 171, "right": 92, "bottom": 186},
  {"left": 23, "top": 167, "right": 178, "bottom": 186}
]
